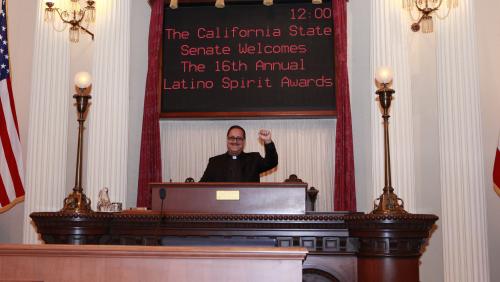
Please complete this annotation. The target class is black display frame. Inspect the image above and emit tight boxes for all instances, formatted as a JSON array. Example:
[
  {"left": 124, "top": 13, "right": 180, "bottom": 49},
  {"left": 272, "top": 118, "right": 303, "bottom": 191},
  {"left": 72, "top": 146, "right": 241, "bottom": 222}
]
[{"left": 159, "top": 0, "right": 337, "bottom": 118}]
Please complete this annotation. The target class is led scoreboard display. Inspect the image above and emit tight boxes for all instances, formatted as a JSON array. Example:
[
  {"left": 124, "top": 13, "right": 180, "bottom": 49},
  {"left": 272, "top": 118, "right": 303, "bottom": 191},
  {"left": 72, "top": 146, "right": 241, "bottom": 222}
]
[{"left": 161, "top": 1, "right": 336, "bottom": 118}]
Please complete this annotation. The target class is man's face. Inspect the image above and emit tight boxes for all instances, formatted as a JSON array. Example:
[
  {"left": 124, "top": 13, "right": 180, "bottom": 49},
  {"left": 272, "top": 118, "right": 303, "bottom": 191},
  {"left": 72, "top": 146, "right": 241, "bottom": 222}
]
[{"left": 226, "top": 128, "right": 245, "bottom": 156}]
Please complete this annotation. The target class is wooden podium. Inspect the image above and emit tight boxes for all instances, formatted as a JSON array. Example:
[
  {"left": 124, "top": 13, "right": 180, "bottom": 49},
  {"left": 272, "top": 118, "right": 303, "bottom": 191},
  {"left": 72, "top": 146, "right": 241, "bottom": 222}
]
[
  {"left": 30, "top": 182, "right": 437, "bottom": 282},
  {"left": 150, "top": 182, "right": 307, "bottom": 214},
  {"left": 0, "top": 244, "right": 306, "bottom": 282}
]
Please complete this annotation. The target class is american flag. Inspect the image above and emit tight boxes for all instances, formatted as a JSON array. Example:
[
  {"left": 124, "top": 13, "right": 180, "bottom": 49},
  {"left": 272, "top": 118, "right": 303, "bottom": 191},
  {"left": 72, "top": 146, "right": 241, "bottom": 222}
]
[
  {"left": 0, "top": 0, "right": 25, "bottom": 212},
  {"left": 494, "top": 132, "right": 500, "bottom": 196}
]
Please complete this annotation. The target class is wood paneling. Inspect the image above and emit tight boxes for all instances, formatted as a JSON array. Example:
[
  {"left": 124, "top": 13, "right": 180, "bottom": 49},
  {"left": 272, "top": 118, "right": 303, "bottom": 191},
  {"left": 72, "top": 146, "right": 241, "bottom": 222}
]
[
  {"left": 0, "top": 244, "right": 306, "bottom": 282},
  {"left": 29, "top": 211, "right": 438, "bottom": 282},
  {"left": 150, "top": 182, "right": 307, "bottom": 214}
]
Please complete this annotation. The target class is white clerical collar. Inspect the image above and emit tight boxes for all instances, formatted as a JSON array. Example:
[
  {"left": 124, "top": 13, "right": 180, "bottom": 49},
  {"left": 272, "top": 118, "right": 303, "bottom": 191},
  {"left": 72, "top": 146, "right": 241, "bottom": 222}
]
[{"left": 232, "top": 155, "right": 237, "bottom": 160}]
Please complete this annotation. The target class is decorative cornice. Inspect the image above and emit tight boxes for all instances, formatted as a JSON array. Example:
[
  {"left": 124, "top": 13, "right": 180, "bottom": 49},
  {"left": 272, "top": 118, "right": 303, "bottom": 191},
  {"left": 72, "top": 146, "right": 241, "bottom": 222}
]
[
  {"left": 30, "top": 211, "right": 437, "bottom": 259},
  {"left": 344, "top": 213, "right": 438, "bottom": 221},
  {"left": 345, "top": 213, "right": 438, "bottom": 257},
  {"left": 117, "top": 212, "right": 351, "bottom": 221},
  {"left": 31, "top": 211, "right": 354, "bottom": 221},
  {"left": 31, "top": 211, "right": 114, "bottom": 220},
  {"left": 30, "top": 211, "right": 353, "bottom": 232}
]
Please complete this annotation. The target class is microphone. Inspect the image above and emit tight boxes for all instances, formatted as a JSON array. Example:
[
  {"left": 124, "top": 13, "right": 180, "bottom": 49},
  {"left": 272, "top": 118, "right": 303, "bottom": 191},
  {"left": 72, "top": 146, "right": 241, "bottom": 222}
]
[
  {"left": 159, "top": 188, "right": 166, "bottom": 201},
  {"left": 159, "top": 188, "right": 166, "bottom": 222},
  {"left": 154, "top": 188, "right": 167, "bottom": 245}
]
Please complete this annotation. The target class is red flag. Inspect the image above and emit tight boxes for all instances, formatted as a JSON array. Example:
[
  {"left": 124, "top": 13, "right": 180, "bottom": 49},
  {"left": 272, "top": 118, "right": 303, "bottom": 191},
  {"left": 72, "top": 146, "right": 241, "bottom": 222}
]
[
  {"left": 494, "top": 132, "right": 500, "bottom": 196},
  {"left": 0, "top": 0, "right": 25, "bottom": 213}
]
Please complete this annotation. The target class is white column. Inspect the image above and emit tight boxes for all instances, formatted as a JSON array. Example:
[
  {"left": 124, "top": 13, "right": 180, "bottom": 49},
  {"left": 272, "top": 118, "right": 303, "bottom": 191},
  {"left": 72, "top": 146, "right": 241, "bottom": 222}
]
[
  {"left": 85, "top": 0, "right": 130, "bottom": 208},
  {"left": 436, "top": 0, "right": 490, "bottom": 281},
  {"left": 370, "top": 0, "right": 416, "bottom": 212},
  {"left": 22, "top": 2, "right": 70, "bottom": 243}
]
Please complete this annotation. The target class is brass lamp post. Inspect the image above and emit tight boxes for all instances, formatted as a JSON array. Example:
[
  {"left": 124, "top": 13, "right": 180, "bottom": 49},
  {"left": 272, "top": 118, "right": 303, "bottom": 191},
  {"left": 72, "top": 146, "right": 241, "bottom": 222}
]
[
  {"left": 61, "top": 72, "right": 93, "bottom": 214},
  {"left": 371, "top": 67, "right": 407, "bottom": 215}
]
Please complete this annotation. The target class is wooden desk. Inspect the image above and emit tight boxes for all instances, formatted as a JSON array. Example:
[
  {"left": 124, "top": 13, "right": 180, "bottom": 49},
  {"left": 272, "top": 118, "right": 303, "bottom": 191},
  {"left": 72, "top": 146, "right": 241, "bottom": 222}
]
[
  {"left": 0, "top": 244, "right": 307, "bottom": 282},
  {"left": 150, "top": 182, "right": 308, "bottom": 214},
  {"left": 30, "top": 211, "right": 438, "bottom": 282}
]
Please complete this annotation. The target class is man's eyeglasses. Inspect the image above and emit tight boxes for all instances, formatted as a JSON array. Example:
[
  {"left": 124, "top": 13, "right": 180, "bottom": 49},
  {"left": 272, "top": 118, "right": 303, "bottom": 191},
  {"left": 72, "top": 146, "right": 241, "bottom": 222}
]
[{"left": 227, "top": 136, "right": 245, "bottom": 142}]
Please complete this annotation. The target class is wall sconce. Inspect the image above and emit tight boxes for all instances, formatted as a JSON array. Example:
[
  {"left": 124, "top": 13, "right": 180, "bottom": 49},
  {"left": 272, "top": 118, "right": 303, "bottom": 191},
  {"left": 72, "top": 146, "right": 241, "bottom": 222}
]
[
  {"left": 263, "top": 0, "right": 273, "bottom": 6},
  {"left": 403, "top": 0, "right": 458, "bottom": 33},
  {"left": 44, "top": 0, "right": 96, "bottom": 43}
]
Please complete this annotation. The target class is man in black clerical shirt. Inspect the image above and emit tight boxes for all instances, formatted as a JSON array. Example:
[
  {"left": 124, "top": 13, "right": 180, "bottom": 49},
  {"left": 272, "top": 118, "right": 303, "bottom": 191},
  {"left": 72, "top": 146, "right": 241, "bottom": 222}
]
[{"left": 200, "top": 125, "right": 278, "bottom": 182}]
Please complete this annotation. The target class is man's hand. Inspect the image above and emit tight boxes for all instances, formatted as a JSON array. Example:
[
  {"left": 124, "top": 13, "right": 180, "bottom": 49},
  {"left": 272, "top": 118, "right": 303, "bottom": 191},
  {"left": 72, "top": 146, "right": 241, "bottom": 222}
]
[{"left": 258, "top": 129, "right": 272, "bottom": 144}]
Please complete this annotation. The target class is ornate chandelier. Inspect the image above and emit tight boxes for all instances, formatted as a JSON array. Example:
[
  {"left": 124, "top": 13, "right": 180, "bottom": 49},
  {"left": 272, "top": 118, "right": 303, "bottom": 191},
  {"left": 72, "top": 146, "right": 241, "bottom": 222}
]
[
  {"left": 403, "top": 0, "right": 458, "bottom": 33},
  {"left": 44, "top": 0, "right": 96, "bottom": 43}
]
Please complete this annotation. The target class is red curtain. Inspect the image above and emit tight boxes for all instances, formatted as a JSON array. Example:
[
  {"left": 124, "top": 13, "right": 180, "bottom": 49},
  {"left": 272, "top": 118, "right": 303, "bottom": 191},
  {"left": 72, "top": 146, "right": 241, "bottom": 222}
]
[
  {"left": 136, "top": 0, "right": 164, "bottom": 208},
  {"left": 333, "top": 0, "right": 356, "bottom": 211},
  {"left": 138, "top": 0, "right": 356, "bottom": 211}
]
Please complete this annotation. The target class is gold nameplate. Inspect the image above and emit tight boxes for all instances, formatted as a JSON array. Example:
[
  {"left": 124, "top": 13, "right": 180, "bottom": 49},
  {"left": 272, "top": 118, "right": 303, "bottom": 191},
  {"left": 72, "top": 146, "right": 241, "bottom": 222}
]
[{"left": 216, "top": 190, "right": 240, "bottom": 200}]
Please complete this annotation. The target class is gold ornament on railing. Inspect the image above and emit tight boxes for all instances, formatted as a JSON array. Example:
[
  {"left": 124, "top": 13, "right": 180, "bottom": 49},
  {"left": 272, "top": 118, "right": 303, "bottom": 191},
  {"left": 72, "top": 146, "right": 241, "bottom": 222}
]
[
  {"left": 263, "top": 0, "right": 273, "bottom": 6},
  {"left": 215, "top": 0, "right": 225, "bottom": 8},
  {"left": 170, "top": 0, "right": 178, "bottom": 9}
]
